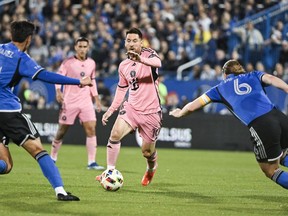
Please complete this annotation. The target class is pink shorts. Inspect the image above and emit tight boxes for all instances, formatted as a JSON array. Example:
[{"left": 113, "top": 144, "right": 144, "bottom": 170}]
[
  {"left": 118, "top": 102, "right": 162, "bottom": 143},
  {"left": 59, "top": 103, "right": 96, "bottom": 125}
]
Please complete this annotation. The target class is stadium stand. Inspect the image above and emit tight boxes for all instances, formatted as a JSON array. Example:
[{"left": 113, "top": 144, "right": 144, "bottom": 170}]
[{"left": 0, "top": 0, "right": 287, "bottom": 111}]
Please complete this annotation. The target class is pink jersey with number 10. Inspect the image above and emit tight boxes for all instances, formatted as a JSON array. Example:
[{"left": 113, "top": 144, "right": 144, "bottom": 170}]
[{"left": 117, "top": 47, "right": 162, "bottom": 114}]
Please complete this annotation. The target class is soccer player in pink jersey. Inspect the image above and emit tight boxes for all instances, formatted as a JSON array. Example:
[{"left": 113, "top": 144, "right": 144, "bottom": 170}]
[
  {"left": 50, "top": 37, "right": 104, "bottom": 170},
  {"left": 96, "top": 28, "right": 162, "bottom": 186}
]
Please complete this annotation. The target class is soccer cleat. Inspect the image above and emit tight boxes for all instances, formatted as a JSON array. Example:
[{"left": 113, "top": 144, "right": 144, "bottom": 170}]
[
  {"left": 95, "top": 175, "right": 102, "bottom": 182},
  {"left": 87, "top": 162, "right": 105, "bottom": 170},
  {"left": 57, "top": 192, "right": 80, "bottom": 201},
  {"left": 141, "top": 169, "right": 156, "bottom": 186}
]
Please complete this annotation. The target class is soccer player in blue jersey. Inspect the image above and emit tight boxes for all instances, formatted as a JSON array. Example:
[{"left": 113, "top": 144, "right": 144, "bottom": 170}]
[
  {"left": 0, "top": 20, "right": 93, "bottom": 201},
  {"left": 170, "top": 59, "right": 288, "bottom": 191}
]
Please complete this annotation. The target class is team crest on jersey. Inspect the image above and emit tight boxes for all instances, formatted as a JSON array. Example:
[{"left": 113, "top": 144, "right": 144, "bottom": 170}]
[
  {"left": 119, "top": 110, "right": 126, "bottom": 115},
  {"left": 130, "top": 70, "right": 136, "bottom": 77},
  {"left": 80, "top": 72, "right": 85, "bottom": 77},
  {"left": 148, "top": 54, "right": 156, "bottom": 58}
]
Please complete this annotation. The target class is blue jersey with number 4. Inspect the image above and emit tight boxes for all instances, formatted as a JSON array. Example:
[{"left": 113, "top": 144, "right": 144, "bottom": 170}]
[
  {"left": 0, "top": 42, "right": 44, "bottom": 112},
  {"left": 205, "top": 71, "right": 274, "bottom": 125}
]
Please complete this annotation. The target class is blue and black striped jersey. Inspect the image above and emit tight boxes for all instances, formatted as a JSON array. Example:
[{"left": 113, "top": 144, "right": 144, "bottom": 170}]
[{"left": 0, "top": 42, "right": 44, "bottom": 111}]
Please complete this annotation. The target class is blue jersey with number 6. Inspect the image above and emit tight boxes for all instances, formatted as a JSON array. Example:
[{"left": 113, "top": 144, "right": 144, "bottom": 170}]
[{"left": 205, "top": 71, "right": 274, "bottom": 125}]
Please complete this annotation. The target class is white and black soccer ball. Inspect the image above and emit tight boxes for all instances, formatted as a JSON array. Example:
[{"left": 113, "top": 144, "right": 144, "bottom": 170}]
[{"left": 100, "top": 169, "right": 124, "bottom": 191}]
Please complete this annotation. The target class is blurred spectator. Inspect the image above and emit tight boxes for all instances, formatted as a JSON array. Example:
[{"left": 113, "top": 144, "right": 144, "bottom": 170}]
[
  {"left": 245, "top": 62, "right": 255, "bottom": 72},
  {"left": 269, "top": 20, "right": 285, "bottom": 68},
  {"left": 200, "top": 64, "right": 216, "bottom": 80},
  {"left": 17, "top": 80, "right": 38, "bottom": 109},
  {"left": 204, "top": 29, "right": 219, "bottom": 67},
  {"left": 158, "top": 74, "right": 168, "bottom": 112},
  {"left": 255, "top": 61, "right": 266, "bottom": 72},
  {"left": 97, "top": 79, "right": 111, "bottom": 110},
  {"left": 214, "top": 64, "right": 223, "bottom": 81},
  {"left": 233, "top": 22, "right": 264, "bottom": 66},
  {"left": 18, "top": 80, "right": 30, "bottom": 108},
  {"left": 190, "top": 64, "right": 202, "bottom": 80},
  {"left": 194, "top": 23, "right": 212, "bottom": 57},
  {"left": 166, "top": 91, "right": 179, "bottom": 112},
  {"left": 37, "top": 95, "right": 47, "bottom": 110},
  {"left": 29, "top": 35, "right": 49, "bottom": 66},
  {"left": 279, "top": 41, "right": 288, "bottom": 67},
  {"left": 161, "top": 50, "right": 180, "bottom": 72},
  {"left": 273, "top": 63, "right": 288, "bottom": 81}
]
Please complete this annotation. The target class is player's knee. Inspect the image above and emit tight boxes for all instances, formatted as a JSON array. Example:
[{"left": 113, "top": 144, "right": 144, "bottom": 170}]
[
  {"left": 85, "top": 127, "right": 95, "bottom": 137},
  {"left": 110, "top": 130, "right": 121, "bottom": 140},
  {"left": 142, "top": 150, "right": 152, "bottom": 159},
  {"left": 0, "top": 160, "right": 12, "bottom": 174},
  {"left": 5, "top": 164, "right": 13, "bottom": 174},
  {"left": 261, "top": 167, "right": 276, "bottom": 179}
]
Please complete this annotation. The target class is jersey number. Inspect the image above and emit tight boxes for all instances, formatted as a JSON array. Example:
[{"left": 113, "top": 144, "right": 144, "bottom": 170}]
[
  {"left": 234, "top": 79, "right": 252, "bottom": 95},
  {"left": 130, "top": 77, "right": 139, "bottom": 90}
]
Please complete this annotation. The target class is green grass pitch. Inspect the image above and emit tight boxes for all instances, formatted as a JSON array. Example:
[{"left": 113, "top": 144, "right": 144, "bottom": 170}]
[{"left": 0, "top": 144, "right": 288, "bottom": 216}]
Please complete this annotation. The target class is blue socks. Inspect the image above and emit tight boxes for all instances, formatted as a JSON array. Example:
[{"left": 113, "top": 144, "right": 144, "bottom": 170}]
[
  {"left": 0, "top": 160, "right": 7, "bottom": 174},
  {"left": 271, "top": 168, "right": 288, "bottom": 189},
  {"left": 280, "top": 155, "right": 288, "bottom": 167},
  {"left": 35, "top": 150, "right": 63, "bottom": 189}
]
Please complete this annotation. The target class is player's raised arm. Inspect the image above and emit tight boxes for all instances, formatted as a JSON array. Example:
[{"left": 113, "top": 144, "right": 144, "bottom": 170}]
[
  {"left": 126, "top": 50, "right": 161, "bottom": 68},
  {"left": 34, "top": 69, "right": 92, "bottom": 86},
  {"left": 261, "top": 73, "right": 288, "bottom": 93}
]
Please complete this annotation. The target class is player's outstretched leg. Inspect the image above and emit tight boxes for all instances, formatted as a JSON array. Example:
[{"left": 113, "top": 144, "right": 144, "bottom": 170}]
[
  {"left": 0, "top": 143, "right": 12, "bottom": 174},
  {"left": 106, "top": 140, "right": 121, "bottom": 169},
  {"left": 36, "top": 150, "right": 80, "bottom": 201},
  {"left": 141, "top": 151, "right": 158, "bottom": 186},
  {"left": 95, "top": 140, "right": 121, "bottom": 182}
]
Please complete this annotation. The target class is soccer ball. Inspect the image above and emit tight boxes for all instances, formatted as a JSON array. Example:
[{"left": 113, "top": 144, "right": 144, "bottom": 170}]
[{"left": 100, "top": 169, "right": 124, "bottom": 191}]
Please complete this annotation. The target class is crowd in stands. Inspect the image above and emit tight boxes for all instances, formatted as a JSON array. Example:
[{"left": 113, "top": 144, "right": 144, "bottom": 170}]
[{"left": 0, "top": 0, "right": 287, "bottom": 110}]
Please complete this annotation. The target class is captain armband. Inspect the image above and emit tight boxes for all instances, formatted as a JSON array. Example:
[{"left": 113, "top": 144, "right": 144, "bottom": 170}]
[{"left": 199, "top": 94, "right": 211, "bottom": 106}]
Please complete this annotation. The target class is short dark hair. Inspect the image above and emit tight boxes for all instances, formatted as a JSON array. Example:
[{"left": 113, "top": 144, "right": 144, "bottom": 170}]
[
  {"left": 126, "top": 28, "right": 143, "bottom": 39},
  {"left": 10, "top": 20, "right": 35, "bottom": 43},
  {"left": 75, "top": 37, "right": 89, "bottom": 45}
]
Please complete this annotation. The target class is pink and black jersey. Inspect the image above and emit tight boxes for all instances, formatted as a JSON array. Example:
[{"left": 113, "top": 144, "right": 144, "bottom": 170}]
[
  {"left": 55, "top": 56, "right": 98, "bottom": 107},
  {"left": 116, "top": 48, "right": 162, "bottom": 114}
]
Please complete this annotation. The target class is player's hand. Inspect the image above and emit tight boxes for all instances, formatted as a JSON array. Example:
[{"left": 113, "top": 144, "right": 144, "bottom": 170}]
[
  {"left": 126, "top": 50, "right": 141, "bottom": 62},
  {"left": 95, "top": 101, "right": 102, "bottom": 113},
  {"left": 169, "top": 108, "right": 182, "bottom": 118},
  {"left": 102, "top": 110, "right": 113, "bottom": 126},
  {"left": 79, "top": 77, "right": 93, "bottom": 87},
  {"left": 56, "top": 91, "right": 64, "bottom": 104}
]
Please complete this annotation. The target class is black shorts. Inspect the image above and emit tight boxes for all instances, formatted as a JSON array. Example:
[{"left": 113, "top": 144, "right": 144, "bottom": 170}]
[
  {"left": 0, "top": 112, "right": 40, "bottom": 146},
  {"left": 248, "top": 108, "right": 288, "bottom": 162}
]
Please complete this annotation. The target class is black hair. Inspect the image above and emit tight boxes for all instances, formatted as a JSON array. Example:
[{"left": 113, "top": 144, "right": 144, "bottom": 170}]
[
  {"left": 126, "top": 28, "right": 143, "bottom": 39},
  {"left": 75, "top": 37, "right": 89, "bottom": 45},
  {"left": 10, "top": 20, "right": 35, "bottom": 43}
]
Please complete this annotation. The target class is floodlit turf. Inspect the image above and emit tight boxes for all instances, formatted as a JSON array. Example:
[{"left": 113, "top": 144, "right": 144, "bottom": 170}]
[{"left": 0, "top": 144, "right": 288, "bottom": 216}]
